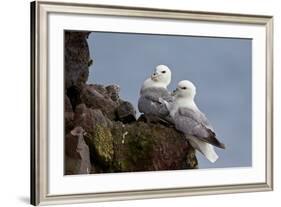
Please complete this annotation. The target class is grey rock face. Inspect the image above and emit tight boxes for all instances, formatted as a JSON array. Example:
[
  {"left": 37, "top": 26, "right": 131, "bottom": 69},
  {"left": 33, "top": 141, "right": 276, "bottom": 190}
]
[
  {"left": 74, "top": 103, "right": 112, "bottom": 132},
  {"left": 65, "top": 95, "right": 74, "bottom": 134},
  {"left": 106, "top": 84, "right": 120, "bottom": 102},
  {"left": 116, "top": 100, "right": 136, "bottom": 123},
  {"left": 64, "top": 32, "right": 91, "bottom": 89},
  {"left": 65, "top": 127, "right": 91, "bottom": 174},
  {"left": 80, "top": 84, "right": 118, "bottom": 120}
]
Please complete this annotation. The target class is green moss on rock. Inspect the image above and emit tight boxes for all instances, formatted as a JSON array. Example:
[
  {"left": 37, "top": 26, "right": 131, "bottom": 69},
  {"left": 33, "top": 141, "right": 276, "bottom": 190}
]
[
  {"left": 93, "top": 125, "right": 114, "bottom": 163},
  {"left": 109, "top": 121, "right": 198, "bottom": 172},
  {"left": 185, "top": 146, "right": 198, "bottom": 169},
  {"left": 125, "top": 123, "right": 154, "bottom": 170},
  {"left": 84, "top": 124, "right": 114, "bottom": 169},
  {"left": 84, "top": 120, "right": 198, "bottom": 173}
]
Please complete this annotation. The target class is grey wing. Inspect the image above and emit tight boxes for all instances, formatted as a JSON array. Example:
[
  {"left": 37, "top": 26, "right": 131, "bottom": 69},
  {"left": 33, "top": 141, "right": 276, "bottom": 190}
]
[
  {"left": 160, "top": 90, "right": 173, "bottom": 102},
  {"left": 175, "top": 108, "right": 225, "bottom": 149},
  {"left": 138, "top": 88, "right": 170, "bottom": 116},
  {"left": 199, "top": 111, "right": 214, "bottom": 131},
  {"left": 138, "top": 95, "right": 159, "bottom": 114}
]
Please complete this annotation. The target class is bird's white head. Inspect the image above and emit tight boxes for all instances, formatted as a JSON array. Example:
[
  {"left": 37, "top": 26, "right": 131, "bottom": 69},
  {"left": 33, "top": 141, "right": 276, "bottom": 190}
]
[
  {"left": 150, "top": 65, "right": 171, "bottom": 86},
  {"left": 141, "top": 65, "right": 171, "bottom": 92},
  {"left": 173, "top": 80, "right": 196, "bottom": 100}
]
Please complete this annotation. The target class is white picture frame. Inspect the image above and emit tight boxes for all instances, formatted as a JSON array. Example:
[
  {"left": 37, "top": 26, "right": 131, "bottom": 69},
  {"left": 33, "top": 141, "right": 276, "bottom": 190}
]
[{"left": 31, "top": 0, "right": 273, "bottom": 205}]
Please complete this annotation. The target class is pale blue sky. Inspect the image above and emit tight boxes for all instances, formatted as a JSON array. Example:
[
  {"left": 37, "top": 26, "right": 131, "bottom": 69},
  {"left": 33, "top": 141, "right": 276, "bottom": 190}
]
[{"left": 87, "top": 31, "right": 252, "bottom": 169}]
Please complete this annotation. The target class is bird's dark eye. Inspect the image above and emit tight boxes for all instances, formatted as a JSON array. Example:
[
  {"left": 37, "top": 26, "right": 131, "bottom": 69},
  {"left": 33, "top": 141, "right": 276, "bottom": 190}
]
[
  {"left": 161, "top": 71, "right": 166, "bottom": 74},
  {"left": 181, "top": 87, "right": 187, "bottom": 90}
]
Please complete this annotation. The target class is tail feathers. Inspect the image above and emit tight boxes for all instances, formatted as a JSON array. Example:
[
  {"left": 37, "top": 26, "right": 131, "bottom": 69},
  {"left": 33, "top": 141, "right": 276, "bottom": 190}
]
[
  {"left": 188, "top": 137, "right": 219, "bottom": 163},
  {"left": 204, "top": 147, "right": 218, "bottom": 163},
  {"left": 197, "top": 128, "right": 226, "bottom": 149}
]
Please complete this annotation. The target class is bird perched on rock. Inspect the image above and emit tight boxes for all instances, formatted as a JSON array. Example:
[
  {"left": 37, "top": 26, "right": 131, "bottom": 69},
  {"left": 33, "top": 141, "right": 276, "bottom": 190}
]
[
  {"left": 162, "top": 80, "right": 225, "bottom": 163},
  {"left": 138, "top": 65, "right": 173, "bottom": 124}
]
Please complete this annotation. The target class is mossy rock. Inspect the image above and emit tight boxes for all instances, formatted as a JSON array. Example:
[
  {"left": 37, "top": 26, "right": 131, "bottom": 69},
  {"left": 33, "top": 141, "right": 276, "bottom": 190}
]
[
  {"left": 111, "top": 122, "right": 155, "bottom": 172},
  {"left": 94, "top": 125, "right": 114, "bottom": 163},
  {"left": 185, "top": 146, "right": 198, "bottom": 169},
  {"left": 85, "top": 124, "right": 114, "bottom": 168},
  {"left": 109, "top": 121, "right": 197, "bottom": 172}
]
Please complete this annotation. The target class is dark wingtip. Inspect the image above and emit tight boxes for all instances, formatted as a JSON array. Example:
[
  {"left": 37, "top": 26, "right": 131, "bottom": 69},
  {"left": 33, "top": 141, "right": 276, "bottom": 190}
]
[
  {"left": 212, "top": 137, "right": 226, "bottom": 149},
  {"left": 218, "top": 142, "right": 226, "bottom": 149},
  {"left": 205, "top": 128, "right": 226, "bottom": 149}
]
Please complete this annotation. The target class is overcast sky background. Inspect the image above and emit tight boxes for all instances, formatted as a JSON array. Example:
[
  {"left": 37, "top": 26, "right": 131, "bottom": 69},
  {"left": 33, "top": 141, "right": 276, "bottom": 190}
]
[{"left": 86, "top": 31, "right": 252, "bottom": 169}]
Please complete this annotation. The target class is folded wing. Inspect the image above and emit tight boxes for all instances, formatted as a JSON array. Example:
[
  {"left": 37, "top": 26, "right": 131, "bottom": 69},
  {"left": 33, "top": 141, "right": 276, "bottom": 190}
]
[
  {"left": 138, "top": 87, "right": 173, "bottom": 117},
  {"left": 174, "top": 107, "right": 225, "bottom": 149}
]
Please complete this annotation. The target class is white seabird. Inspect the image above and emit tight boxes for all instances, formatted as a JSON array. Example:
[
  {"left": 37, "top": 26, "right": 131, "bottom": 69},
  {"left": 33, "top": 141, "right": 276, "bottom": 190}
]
[
  {"left": 165, "top": 80, "right": 225, "bottom": 163},
  {"left": 138, "top": 65, "right": 173, "bottom": 123}
]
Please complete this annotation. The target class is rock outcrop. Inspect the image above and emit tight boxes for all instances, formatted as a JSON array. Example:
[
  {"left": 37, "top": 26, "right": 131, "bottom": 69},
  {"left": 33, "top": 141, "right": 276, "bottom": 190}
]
[
  {"left": 64, "top": 31, "right": 91, "bottom": 90},
  {"left": 64, "top": 31, "right": 198, "bottom": 175},
  {"left": 65, "top": 127, "right": 91, "bottom": 174}
]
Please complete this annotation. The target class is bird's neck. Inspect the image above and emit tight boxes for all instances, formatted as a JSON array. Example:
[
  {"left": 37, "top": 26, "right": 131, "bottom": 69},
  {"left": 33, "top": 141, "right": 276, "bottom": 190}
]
[
  {"left": 141, "top": 79, "right": 167, "bottom": 91},
  {"left": 176, "top": 97, "right": 197, "bottom": 109},
  {"left": 170, "top": 97, "right": 198, "bottom": 117}
]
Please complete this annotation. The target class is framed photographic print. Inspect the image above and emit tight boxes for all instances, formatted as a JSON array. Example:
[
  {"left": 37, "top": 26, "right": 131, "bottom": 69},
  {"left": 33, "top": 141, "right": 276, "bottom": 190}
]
[{"left": 30, "top": 0, "right": 273, "bottom": 205}]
